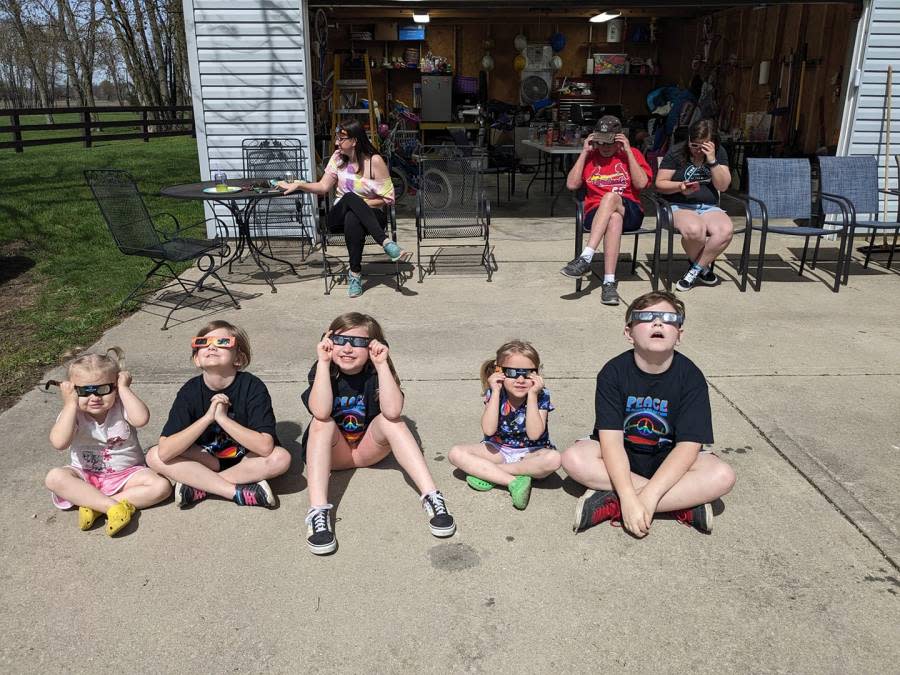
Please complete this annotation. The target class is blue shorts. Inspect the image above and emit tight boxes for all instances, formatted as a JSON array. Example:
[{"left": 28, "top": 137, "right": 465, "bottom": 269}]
[
  {"left": 583, "top": 197, "right": 644, "bottom": 233},
  {"left": 669, "top": 203, "right": 725, "bottom": 215}
]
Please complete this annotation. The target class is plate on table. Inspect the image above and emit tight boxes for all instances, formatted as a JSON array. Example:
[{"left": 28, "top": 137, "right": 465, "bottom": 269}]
[{"left": 203, "top": 186, "right": 242, "bottom": 194}]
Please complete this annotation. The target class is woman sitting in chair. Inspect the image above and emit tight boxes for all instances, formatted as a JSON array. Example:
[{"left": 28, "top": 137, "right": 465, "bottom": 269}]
[
  {"left": 280, "top": 119, "right": 406, "bottom": 298},
  {"left": 654, "top": 119, "right": 733, "bottom": 292}
]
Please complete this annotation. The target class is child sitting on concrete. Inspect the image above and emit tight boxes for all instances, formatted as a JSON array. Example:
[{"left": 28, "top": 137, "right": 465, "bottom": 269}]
[{"left": 562, "top": 290, "right": 735, "bottom": 536}]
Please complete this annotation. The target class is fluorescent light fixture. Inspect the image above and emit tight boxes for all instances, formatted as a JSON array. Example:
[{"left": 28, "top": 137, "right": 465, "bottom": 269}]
[
  {"left": 590, "top": 11, "right": 621, "bottom": 23},
  {"left": 413, "top": 12, "right": 430, "bottom": 23}
]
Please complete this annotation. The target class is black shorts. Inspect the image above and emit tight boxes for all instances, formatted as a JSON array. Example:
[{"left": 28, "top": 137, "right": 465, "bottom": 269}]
[
  {"left": 625, "top": 448, "right": 671, "bottom": 479},
  {"left": 583, "top": 197, "right": 644, "bottom": 233}
]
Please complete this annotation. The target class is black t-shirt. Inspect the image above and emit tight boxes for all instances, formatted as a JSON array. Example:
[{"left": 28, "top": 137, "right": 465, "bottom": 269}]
[
  {"left": 660, "top": 142, "right": 729, "bottom": 206},
  {"left": 161, "top": 371, "right": 278, "bottom": 453},
  {"left": 300, "top": 362, "right": 381, "bottom": 445},
  {"left": 592, "top": 350, "right": 713, "bottom": 456}
]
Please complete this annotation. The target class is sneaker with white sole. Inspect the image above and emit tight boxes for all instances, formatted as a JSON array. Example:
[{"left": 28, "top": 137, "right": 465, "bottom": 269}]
[
  {"left": 233, "top": 480, "right": 276, "bottom": 508},
  {"left": 174, "top": 482, "right": 208, "bottom": 509},
  {"left": 600, "top": 281, "right": 619, "bottom": 305},
  {"left": 674, "top": 502, "right": 713, "bottom": 533},
  {"left": 421, "top": 490, "right": 456, "bottom": 537},
  {"left": 696, "top": 267, "right": 719, "bottom": 285},
  {"left": 305, "top": 505, "right": 337, "bottom": 554},
  {"left": 382, "top": 240, "right": 407, "bottom": 262},
  {"left": 348, "top": 273, "right": 363, "bottom": 298},
  {"left": 675, "top": 264, "right": 703, "bottom": 292},
  {"left": 560, "top": 256, "right": 592, "bottom": 278}
]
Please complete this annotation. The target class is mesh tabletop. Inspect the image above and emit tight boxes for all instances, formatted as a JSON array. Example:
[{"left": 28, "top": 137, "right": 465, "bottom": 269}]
[{"left": 160, "top": 180, "right": 284, "bottom": 201}]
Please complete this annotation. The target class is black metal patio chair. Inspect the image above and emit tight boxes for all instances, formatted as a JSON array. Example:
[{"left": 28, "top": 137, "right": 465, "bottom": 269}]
[
  {"left": 317, "top": 193, "right": 404, "bottom": 295},
  {"left": 415, "top": 153, "right": 494, "bottom": 282},
  {"left": 85, "top": 169, "right": 239, "bottom": 330},
  {"left": 738, "top": 158, "right": 849, "bottom": 292},
  {"left": 242, "top": 137, "right": 316, "bottom": 259},
  {"left": 817, "top": 155, "right": 900, "bottom": 283},
  {"left": 447, "top": 127, "right": 516, "bottom": 204}
]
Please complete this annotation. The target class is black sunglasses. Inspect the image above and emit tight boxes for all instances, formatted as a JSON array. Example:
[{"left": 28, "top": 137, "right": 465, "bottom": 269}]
[
  {"left": 628, "top": 310, "right": 684, "bottom": 326},
  {"left": 500, "top": 367, "right": 537, "bottom": 379},
  {"left": 74, "top": 383, "right": 117, "bottom": 397},
  {"left": 331, "top": 334, "right": 372, "bottom": 348}
]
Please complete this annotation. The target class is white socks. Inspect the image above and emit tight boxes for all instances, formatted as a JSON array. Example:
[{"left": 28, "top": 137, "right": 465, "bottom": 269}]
[{"left": 579, "top": 246, "right": 595, "bottom": 262}]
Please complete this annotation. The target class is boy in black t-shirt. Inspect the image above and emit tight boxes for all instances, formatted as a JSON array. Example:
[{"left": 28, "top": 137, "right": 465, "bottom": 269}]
[{"left": 561, "top": 291, "right": 735, "bottom": 535}]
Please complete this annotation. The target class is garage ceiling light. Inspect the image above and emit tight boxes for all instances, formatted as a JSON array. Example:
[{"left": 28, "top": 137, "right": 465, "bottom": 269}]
[
  {"left": 413, "top": 12, "right": 430, "bottom": 23},
  {"left": 589, "top": 11, "right": 621, "bottom": 23}
]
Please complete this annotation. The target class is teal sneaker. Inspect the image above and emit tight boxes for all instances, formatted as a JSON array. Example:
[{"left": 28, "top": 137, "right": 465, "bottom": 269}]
[
  {"left": 382, "top": 240, "right": 406, "bottom": 262},
  {"left": 348, "top": 273, "right": 363, "bottom": 298}
]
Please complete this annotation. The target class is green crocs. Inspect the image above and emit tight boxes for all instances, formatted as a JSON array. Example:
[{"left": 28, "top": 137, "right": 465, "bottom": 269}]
[
  {"left": 466, "top": 475, "right": 494, "bottom": 491},
  {"left": 508, "top": 475, "right": 532, "bottom": 510}
]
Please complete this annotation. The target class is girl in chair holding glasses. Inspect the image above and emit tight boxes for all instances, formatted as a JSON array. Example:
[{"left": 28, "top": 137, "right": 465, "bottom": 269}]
[{"left": 279, "top": 119, "right": 406, "bottom": 298}]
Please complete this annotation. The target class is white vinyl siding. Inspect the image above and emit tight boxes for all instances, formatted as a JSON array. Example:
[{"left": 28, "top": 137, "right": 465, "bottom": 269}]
[
  {"left": 182, "top": 0, "right": 317, "bottom": 237},
  {"left": 838, "top": 0, "right": 900, "bottom": 223}
]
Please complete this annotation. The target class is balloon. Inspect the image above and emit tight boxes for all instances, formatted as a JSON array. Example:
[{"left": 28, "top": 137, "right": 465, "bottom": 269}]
[
  {"left": 551, "top": 55, "right": 563, "bottom": 71},
  {"left": 514, "top": 34, "right": 527, "bottom": 52},
  {"left": 481, "top": 54, "right": 495, "bottom": 71},
  {"left": 513, "top": 54, "right": 526, "bottom": 72},
  {"left": 550, "top": 32, "right": 566, "bottom": 52}
]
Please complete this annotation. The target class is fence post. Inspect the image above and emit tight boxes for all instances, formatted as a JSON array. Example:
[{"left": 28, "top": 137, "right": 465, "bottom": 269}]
[
  {"left": 12, "top": 112, "right": 23, "bottom": 153},
  {"left": 82, "top": 110, "right": 92, "bottom": 148},
  {"left": 189, "top": 107, "right": 196, "bottom": 138},
  {"left": 142, "top": 109, "right": 149, "bottom": 142}
]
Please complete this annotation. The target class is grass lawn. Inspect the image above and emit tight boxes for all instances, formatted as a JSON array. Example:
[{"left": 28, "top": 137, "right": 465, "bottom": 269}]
[{"left": 0, "top": 135, "right": 203, "bottom": 410}]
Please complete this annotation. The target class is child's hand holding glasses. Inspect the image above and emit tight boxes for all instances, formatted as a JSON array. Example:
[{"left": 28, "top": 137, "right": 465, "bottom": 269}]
[
  {"left": 487, "top": 368, "right": 506, "bottom": 393},
  {"left": 368, "top": 339, "right": 389, "bottom": 365},
  {"left": 317, "top": 331, "right": 335, "bottom": 364},
  {"left": 117, "top": 370, "right": 133, "bottom": 389},
  {"left": 527, "top": 373, "right": 544, "bottom": 397},
  {"left": 59, "top": 380, "right": 78, "bottom": 406}
]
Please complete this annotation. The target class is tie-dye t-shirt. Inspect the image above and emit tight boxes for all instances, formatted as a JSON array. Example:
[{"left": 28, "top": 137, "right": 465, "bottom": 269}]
[
  {"left": 324, "top": 151, "right": 395, "bottom": 206},
  {"left": 300, "top": 363, "right": 381, "bottom": 448},
  {"left": 482, "top": 387, "right": 555, "bottom": 450}
]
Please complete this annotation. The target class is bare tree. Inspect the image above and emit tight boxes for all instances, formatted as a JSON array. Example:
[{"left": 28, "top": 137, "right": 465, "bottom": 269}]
[{"left": 0, "top": 0, "right": 57, "bottom": 116}]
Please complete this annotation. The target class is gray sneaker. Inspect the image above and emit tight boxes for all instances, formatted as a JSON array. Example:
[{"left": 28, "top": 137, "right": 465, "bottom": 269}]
[
  {"left": 560, "top": 257, "right": 592, "bottom": 278},
  {"left": 600, "top": 280, "right": 619, "bottom": 305}
]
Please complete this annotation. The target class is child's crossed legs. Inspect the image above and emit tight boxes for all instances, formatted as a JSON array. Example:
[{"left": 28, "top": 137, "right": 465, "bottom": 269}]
[
  {"left": 561, "top": 439, "right": 734, "bottom": 512},
  {"left": 45, "top": 466, "right": 171, "bottom": 512},
  {"left": 448, "top": 443, "right": 561, "bottom": 487}
]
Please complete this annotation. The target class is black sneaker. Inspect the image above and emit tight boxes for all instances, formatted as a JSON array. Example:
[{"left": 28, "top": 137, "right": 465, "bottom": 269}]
[
  {"left": 560, "top": 257, "right": 592, "bottom": 278},
  {"left": 696, "top": 267, "right": 719, "bottom": 285},
  {"left": 675, "top": 265, "right": 702, "bottom": 292},
  {"left": 675, "top": 502, "right": 713, "bottom": 533},
  {"left": 232, "top": 480, "right": 276, "bottom": 508},
  {"left": 600, "top": 281, "right": 619, "bottom": 305},
  {"left": 422, "top": 490, "right": 456, "bottom": 537},
  {"left": 305, "top": 505, "right": 337, "bottom": 555},
  {"left": 174, "top": 482, "right": 207, "bottom": 509},
  {"left": 573, "top": 489, "right": 621, "bottom": 532}
]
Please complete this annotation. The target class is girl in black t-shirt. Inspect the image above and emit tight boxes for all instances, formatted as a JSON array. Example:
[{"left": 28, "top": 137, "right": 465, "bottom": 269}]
[
  {"left": 147, "top": 321, "right": 291, "bottom": 509},
  {"left": 300, "top": 312, "right": 455, "bottom": 555},
  {"left": 655, "top": 119, "right": 734, "bottom": 292}
]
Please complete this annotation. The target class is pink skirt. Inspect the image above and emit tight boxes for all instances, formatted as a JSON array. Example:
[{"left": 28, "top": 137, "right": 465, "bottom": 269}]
[{"left": 51, "top": 465, "right": 149, "bottom": 509}]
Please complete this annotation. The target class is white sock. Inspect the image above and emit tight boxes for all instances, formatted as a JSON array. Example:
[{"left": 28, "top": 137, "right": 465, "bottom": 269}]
[
  {"left": 683, "top": 263, "right": 703, "bottom": 282},
  {"left": 603, "top": 274, "right": 616, "bottom": 283},
  {"left": 579, "top": 247, "right": 595, "bottom": 262}
]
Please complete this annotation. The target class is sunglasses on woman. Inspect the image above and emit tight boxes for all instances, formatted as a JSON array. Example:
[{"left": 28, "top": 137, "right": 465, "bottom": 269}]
[
  {"left": 75, "top": 383, "right": 116, "bottom": 397},
  {"left": 498, "top": 367, "right": 537, "bottom": 379},
  {"left": 330, "top": 334, "right": 372, "bottom": 348},
  {"left": 191, "top": 336, "right": 236, "bottom": 349},
  {"left": 628, "top": 311, "right": 684, "bottom": 326}
]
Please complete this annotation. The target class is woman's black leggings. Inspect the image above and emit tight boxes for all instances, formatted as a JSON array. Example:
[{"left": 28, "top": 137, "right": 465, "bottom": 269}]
[{"left": 327, "top": 192, "right": 388, "bottom": 274}]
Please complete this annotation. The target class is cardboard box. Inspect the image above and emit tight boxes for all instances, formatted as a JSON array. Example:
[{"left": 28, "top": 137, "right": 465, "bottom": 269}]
[{"left": 375, "top": 22, "right": 397, "bottom": 41}]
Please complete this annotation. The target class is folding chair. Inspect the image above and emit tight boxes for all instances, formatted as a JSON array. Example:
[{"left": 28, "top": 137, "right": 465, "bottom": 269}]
[
  {"left": 415, "top": 153, "right": 494, "bottom": 282},
  {"left": 817, "top": 155, "right": 900, "bottom": 283},
  {"left": 85, "top": 169, "right": 239, "bottom": 330}
]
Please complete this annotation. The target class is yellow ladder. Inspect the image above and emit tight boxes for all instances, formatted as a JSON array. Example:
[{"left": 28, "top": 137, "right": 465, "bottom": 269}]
[{"left": 331, "top": 52, "right": 379, "bottom": 149}]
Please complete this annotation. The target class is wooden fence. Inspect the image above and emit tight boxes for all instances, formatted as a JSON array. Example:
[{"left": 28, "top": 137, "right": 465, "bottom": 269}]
[{"left": 1, "top": 105, "right": 195, "bottom": 152}]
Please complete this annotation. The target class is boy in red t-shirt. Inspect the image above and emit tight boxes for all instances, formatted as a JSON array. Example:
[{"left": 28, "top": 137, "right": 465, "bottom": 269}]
[{"left": 561, "top": 116, "right": 652, "bottom": 306}]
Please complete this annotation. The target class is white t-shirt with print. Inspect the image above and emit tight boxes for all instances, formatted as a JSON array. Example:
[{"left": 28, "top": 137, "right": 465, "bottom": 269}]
[{"left": 66, "top": 399, "right": 144, "bottom": 474}]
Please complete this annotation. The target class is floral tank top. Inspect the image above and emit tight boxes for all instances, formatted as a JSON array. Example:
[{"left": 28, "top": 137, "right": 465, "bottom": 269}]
[{"left": 324, "top": 151, "right": 395, "bottom": 205}]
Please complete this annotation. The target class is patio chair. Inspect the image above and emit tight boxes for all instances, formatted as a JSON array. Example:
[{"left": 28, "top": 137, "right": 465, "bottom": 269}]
[
  {"left": 242, "top": 138, "right": 316, "bottom": 258},
  {"left": 84, "top": 169, "right": 239, "bottom": 330},
  {"left": 816, "top": 155, "right": 900, "bottom": 283},
  {"left": 738, "top": 158, "right": 849, "bottom": 292},
  {"left": 571, "top": 187, "right": 662, "bottom": 293},
  {"left": 317, "top": 193, "right": 404, "bottom": 295},
  {"left": 447, "top": 127, "right": 516, "bottom": 204},
  {"left": 415, "top": 153, "right": 494, "bottom": 282}
]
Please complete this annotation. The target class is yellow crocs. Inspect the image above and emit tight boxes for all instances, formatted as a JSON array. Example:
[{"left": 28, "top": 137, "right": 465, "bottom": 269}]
[
  {"left": 78, "top": 506, "right": 102, "bottom": 531},
  {"left": 105, "top": 499, "right": 136, "bottom": 537}
]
